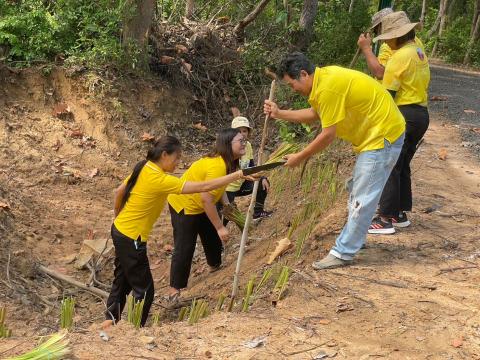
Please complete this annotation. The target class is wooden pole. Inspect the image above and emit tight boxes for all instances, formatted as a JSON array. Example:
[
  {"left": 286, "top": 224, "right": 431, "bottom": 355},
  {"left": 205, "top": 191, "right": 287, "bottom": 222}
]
[
  {"left": 37, "top": 264, "right": 109, "bottom": 299},
  {"left": 229, "top": 74, "right": 276, "bottom": 310}
]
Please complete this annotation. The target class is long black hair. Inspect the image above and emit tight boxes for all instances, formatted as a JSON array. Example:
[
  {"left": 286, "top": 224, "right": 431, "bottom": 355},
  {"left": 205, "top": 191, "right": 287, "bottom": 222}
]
[
  {"left": 208, "top": 128, "right": 240, "bottom": 174},
  {"left": 121, "top": 135, "right": 181, "bottom": 209}
]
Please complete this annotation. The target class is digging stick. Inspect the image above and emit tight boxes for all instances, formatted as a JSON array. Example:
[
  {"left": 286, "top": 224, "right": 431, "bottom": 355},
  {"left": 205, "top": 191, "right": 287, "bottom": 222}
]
[
  {"left": 37, "top": 264, "right": 109, "bottom": 298},
  {"left": 229, "top": 70, "right": 276, "bottom": 310}
]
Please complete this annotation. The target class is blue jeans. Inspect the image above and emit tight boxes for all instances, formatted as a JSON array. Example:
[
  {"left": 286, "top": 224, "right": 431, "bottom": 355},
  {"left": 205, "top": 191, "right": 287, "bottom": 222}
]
[{"left": 330, "top": 133, "right": 405, "bottom": 260}]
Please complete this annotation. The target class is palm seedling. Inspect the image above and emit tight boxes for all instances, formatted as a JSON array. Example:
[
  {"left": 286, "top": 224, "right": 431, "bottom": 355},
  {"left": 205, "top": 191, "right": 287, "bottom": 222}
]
[
  {"left": 126, "top": 294, "right": 145, "bottom": 329},
  {"left": 60, "top": 297, "right": 75, "bottom": 330},
  {"left": 5, "top": 331, "right": 70, "bottom": 360},
  {"left": 0, "top": 306, "right": 12, "bottom": 338}
]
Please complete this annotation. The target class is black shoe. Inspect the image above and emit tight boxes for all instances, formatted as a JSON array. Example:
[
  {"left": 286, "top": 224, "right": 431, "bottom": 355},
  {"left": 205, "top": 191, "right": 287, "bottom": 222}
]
[
  {"left": 253, "top": 210, "right": 273, "bottom": 219},
  {"left": 391, "top": 212, "right": 411, "bottom": 228},
  {"left": 368, "top": 217, "right": 395, "bottom": 234}
]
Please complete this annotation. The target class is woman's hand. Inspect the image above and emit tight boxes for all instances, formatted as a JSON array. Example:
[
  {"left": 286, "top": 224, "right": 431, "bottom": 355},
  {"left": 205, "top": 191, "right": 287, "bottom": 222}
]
[{"left": 217, "top": 226, "right": 229, "bottom": 243}]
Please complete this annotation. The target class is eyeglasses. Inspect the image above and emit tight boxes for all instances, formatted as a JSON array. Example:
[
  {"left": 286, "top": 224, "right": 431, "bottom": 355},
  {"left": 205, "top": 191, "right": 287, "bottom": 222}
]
[{"left": 232, "top": 138, "right": 247, "bottom": 145}]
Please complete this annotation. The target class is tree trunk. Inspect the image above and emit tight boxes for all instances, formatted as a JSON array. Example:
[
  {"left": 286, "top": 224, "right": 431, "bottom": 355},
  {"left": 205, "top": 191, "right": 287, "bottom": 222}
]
[
  {"left": 419, "top": 0, "right": 427, "bottom": 25},
  {"left": 186, "top": 0, "right": 195, "bottom": 19},
  {"left": 348, "top": 0, "right": 355, "bottom": 13},
  {"left": 294, "top": 0, "right": 319, "bottom": 51},
  {"left": 464, "top": 3, "right": 480, "bottom": 64},
  {"left": 430, "top": 0, "right": 448, "bottom": 56},
  {"left": 233, "top": 0, "right": 272, "bottom": 40},
  {"left": 122, "top": 0, "right": 156, "bottom": 49},
  {"left": 471, "top": 0, "right": 480, "bottom": 37},
  {"left": 427, "top": 0, "right": 447, "bottom": 40},
  {"left": 283, "top": 0, "right": 292, "bottom": 26}
]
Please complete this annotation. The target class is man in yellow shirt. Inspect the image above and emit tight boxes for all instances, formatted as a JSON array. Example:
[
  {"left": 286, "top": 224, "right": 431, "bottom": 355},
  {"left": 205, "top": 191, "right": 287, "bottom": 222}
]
[
  {"left": 357, "top": 7, "right": 425, "bottom": 80},
  {"left": 264, "top": 52, "right": 405, "bottom": 269}
]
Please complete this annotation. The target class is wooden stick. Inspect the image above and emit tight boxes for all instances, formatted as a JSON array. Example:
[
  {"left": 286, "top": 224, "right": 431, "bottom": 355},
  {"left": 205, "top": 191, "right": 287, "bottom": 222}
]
[
  {"left": 330, "top": 271, "right": 409, "bottom": 289},
  {"left": 435, "top": 265, "right": 478, "bottom": 276},
  {"left": 37, "top": 264, "right": 109, "bottom": 298},
  {"left": 230, "top": 77, "right": 276, "bottom": 309},
  {"left": 349, "top": 47, "right": 362, "bottom": 68}
]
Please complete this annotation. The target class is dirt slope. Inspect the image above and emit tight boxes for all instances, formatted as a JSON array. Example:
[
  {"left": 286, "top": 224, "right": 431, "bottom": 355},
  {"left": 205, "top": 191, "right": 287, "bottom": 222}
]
[{"left": 0, "top": 67, "right": 479, "bottom": 359}]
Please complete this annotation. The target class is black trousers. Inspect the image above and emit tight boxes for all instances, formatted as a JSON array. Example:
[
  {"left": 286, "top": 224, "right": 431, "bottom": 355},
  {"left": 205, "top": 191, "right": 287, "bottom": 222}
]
[
  {"left": 105, "top": 224, "right": 154, "bottom": 327},
  {"left": 169, "top": 206, "right": 223, "bottom": 290},
  {"left": 226, "top": 179, "right": 268, "bottom": 214},
  {"left": 378, "top": 104, "right": 430, "bottom": 216}
]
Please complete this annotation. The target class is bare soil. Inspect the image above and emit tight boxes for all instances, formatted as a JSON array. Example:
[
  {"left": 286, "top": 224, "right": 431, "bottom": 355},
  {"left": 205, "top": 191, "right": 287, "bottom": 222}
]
[{"left": 0, "top": 67, "right": 479, "bottom": 360}]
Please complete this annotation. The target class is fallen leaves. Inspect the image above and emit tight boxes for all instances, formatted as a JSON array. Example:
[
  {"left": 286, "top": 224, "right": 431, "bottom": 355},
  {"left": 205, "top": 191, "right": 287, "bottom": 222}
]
[
  {"left": 141, "top": 132, "right": 155, "bottom": 142},
  {"left": 430, "top": 95, "right": 448, "bottom": 101},
  {"left": 52, "top": 103, "right": 74, "bottom": 120},
  {"left": 193, "top": 123, "right": 207, "bottom": 131},
  {"left": 438, "top": 148, "right": 448, "bottom": 160},
  {"left": 452, "top": 336, "right": 463, "bottom": 348},
  {"left": 266, "top": 237, "right": 292, "bottom": 264},
  {"left": 0, "top": 201, "right": 11, "bottom": 210},
  {"left": 89, "top": 168, "right": 99, "bottom": 178}
]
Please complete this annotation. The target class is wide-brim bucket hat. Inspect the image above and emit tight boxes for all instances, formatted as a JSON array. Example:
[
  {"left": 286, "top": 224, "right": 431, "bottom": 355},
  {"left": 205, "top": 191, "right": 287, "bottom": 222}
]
[
  {"left": 231, "top": 116, "right": 251, "bottom": 129},
  {"left": 370, "top": 7, "right": 394, "bottom": 30},
  {"left": 373, "top": 11, "right": 419, "bottom": 42}
]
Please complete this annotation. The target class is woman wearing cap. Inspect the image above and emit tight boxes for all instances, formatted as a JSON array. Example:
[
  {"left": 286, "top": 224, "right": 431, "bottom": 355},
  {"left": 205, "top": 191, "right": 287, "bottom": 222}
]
[
  {"left": 368, "top": 11, "right": 430, "bottom": 234},
  {"left": 104, "top": 135, "right": 249, "bottom": 328},
  {"left": 225, "top": 116, "right": 272, "bottom": 220},
  {"left": 357, "top": 8, "right": 425, "bottom": 80},
  {"left": 166, "top": 128, "right": 247, "bottom": 299}
]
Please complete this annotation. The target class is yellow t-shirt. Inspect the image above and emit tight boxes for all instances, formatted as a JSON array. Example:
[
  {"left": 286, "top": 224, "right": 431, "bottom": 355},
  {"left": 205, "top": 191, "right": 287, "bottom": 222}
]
[
  {"left": 168, "top": 156, "right": 227, "bottom": 215},
  {"left": 114, "top": 161, "right": 185, "bottom": 242},
  {"left": 382, "top": 43, "right": 430, "bottom": 106},
  {"left": 226, "top": 141, "right": 253, "bottom": 192},
  {"left": 378, "top": 37, "right": 425, "bottom": 66},
  {"left": 308, "top": 66, "right": 405, "bottom": 153}
]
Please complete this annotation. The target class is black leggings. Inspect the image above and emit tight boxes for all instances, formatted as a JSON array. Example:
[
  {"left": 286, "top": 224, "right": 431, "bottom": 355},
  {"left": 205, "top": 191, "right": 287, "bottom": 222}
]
[
  {"left": 105, "top": 224, "right": 154, "bottom": 327},
  {"left": 169, "top": 206, "right": 223, "bottom": 290},
  {"left": 378, "top": 104, "right": 430, "bottom": 216},
  {"left": 226, "top": 179, "right": 268, "bottom": 214}
]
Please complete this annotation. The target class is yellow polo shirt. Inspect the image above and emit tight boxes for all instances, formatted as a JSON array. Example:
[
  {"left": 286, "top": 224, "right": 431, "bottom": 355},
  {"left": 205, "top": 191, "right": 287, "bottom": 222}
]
[
  {"left": 168, "top": 156, "right": 227, "bottom": 215},
  {"left": 378, "top": 36, "right": 425, "bottom": 66},
  {"left": 114, "top": 161, "right": 185, "bottom": 242},
  {"left": 382, "top": 43, "right": 430, "bottom": 106},
  {"left": 226, "top": 141, "right": 253, "bottom": 192},
  {"left": 308, "top": 66, "right": 405, "bottom": 153}
]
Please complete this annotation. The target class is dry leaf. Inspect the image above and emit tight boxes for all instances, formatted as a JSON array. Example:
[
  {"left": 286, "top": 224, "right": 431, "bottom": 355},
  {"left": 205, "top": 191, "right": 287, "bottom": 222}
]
[
  {"left": 430, "top": 95, "right": 448, "bottom": 101},
  {"left": 52, "top": 139, "right": 62, "bottom": 151},
  {"left": 452, "top": 337, "right": 463, "bottom": 348},
  {"left": 52, "top": 103, "right": 73, "bottom": 119},
  {"left": 69, "top": 129, "right": 83, "bottom": 138},
  {"left": 0, "top": 201, "right": 11, "bottom": 210},
  {"left": 175, "top": 44, "right": 188, "bottom": 54},
  {"left": 89, "top": 168, "right": 99, "bottom": 178},
  {"left": 318, "top": 319, "right": 331, "bottom": 325},
  {"left": 160, "top": 56, "right": 175, "bottom": 64},
  {"left": 141, "top": 132, "right": 155, "bottom": 142},
  {"left": 231, "top": 107, "right": 241, "bottom": 117},
  {"left": 464, "top": 109, "right": 476, "bottom": 114},
  {"left": 438, "top": 148, "right": 448, "bottom": 160},
  {"left": 471, "top": 128, "right": 480, "bottom": 134},
  {"left": 193, "top": 123, "right": 207, "bottom": 131},
  {"left": 267, "top": 237, "right": 292, "bottom": 264}
]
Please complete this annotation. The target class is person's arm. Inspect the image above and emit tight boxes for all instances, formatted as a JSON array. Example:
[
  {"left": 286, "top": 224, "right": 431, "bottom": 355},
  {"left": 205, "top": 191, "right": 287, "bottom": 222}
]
[
  {"left": 181, "top": 170, "right": 243, "bottom": 194},
  {"left": 284, "top": 125, "right": 337, "bottom": 167},
  {"left": 113, "top": 183, "right": 126, "bottom": 217},
  {"left": 264, "top": 100, "right": 319, "bottom": 124},
  {"left": 201, "top": 192, "right": 229, "bottom": 242},
  {"left": 358, "top": 33, "right": 385, "bottom": 79}
]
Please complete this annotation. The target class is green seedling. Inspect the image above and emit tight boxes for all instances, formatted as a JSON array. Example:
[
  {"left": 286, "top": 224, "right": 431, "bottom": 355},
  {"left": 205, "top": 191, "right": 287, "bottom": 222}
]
[
  {"left": 5, "top": 331, "right": 69, "bottom": 360},
  {"left": 242, "top": 277, "right": 255, "bottom": 312},
  {"left": 0, "top": 306, "right": 12, "bottom": 338},
  {"left": 215, "top": 293, "right": 226, "bottom": 311},
  {"left": 126, "top": 294, "right": 145, "bottom": 329},
  {"left": 60, "top": 297, "right": 75, "bottom": 330}
]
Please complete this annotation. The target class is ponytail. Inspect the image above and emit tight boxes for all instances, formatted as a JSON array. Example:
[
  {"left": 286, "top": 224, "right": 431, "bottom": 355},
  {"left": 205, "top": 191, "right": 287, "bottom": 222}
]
[{"left": 120, "top": 135, "right": 181, "bottom": 209}]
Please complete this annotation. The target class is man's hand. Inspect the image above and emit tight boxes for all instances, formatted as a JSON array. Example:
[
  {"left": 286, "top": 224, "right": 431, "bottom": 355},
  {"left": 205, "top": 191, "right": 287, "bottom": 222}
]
[
  {"left": 357, "top": 33, "right": 372, "bottom": 50},
  {"left": 217, "top": 226, "right": 229, "bottom": 243},
  {"left": 262, "top": 178, "right": 270, "bottom": 192},
  {"left": 285, "top": 152, "right": 306, "bottom": 168},
  {"left": 264, "top": 100, "right": 280, "bottom": 119}
]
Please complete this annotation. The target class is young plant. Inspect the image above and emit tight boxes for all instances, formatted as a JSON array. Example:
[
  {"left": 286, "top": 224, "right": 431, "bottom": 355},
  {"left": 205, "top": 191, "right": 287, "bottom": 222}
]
[
  {"left": 0, "top": 306, "right": 12, "bottom": 338},
  {"left": 6, "top": 331, "right": 70, "bottom": 360},
  {"left": 152, "top": 312, "right": 160, "bottom": 326},
  {"left": 126, "top": 294, "right": 145, "bottom": 329},
  {"left": 187, "top": 299, "right": 209, "bottom": 325},
  {"left": 178, "top": 306, "right": 189, "bottom": 321},
  {"left": 266, "top": 143, "right": 302, "bottom": 164},
  {"left": 241, "top": 277, "right": 255, "bottom": 312},
  {"left": 253, "top": 268, "right": 273, "bottom": 296},
  {"left": 60, "top": 297, "right": 75, "bottom": 330},
  {"left": 222, "top": 203, "right": 246, "bottom": 231},
  {"left": 215, "top": 293, "right": 226, "bottom": 311},
  {"left": 274, "top": 266, "right": 291, "bottom": 301}
]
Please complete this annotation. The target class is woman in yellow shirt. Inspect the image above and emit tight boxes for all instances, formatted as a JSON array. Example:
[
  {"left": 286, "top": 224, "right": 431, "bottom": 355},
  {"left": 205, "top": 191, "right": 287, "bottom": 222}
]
[
  {"left": 167, "top": 128, "right": 246, "bottom": 298},
  {"left": 104, "top": 135, "right": 247, "bottom": 327},
  {"left": 369, "top": 11, "right": 430, "bottom": 234}
]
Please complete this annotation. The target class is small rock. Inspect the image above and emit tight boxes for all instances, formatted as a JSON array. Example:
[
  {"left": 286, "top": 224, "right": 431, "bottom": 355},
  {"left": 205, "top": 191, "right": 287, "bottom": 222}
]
[
  {"left": 452, "top": 337, "right": 463, "bottom": 348},
  {"left": 205, "top": 350, "right": 212, "bottom": 358},
  {"left": 99, "top": 331, "right": 109, "bottom": 342}
]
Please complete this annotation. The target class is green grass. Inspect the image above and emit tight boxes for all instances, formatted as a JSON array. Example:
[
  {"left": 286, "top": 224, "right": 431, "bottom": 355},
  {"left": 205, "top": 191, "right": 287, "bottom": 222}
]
[
  {"left": 5, "top": 331, "right": 69, "bottom": 360},
  {"left": 60, "top": 297, "right": 75, "bottom": 330},
  {"left": 126, "top": 294, "right": 145, "bottom": 329},
  {"left": 0, "top": 306, "right": 12, "bottom": 338},
  {"left": 241, "top": 277, "right": 255, "bottom": 312}
]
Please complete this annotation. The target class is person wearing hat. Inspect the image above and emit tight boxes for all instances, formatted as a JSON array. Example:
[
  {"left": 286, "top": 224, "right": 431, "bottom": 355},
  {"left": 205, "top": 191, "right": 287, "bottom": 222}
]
[
  {"left": 264, "top": 52, "right": 405, "bottom": 269},
  {"left": 224, "top": 116, "right": 272, "bottom": 220},
  {"left": 357, "top": 8, "right": 425, "bottom": 80},
  {"left": 368, "top": 11, "right": 430, "bottom": 234}
]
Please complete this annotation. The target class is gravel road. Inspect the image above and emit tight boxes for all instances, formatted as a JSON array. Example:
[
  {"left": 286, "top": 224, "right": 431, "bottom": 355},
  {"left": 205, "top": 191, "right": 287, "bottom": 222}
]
[{"left": 429, "top": 64, "right": 480, "bottom": 154}]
